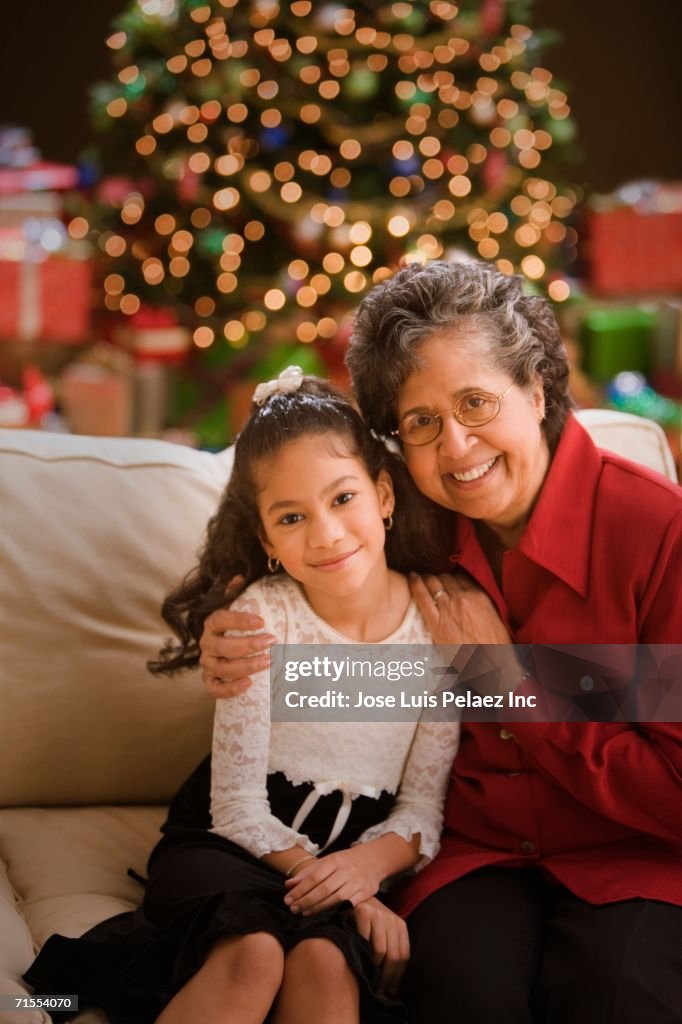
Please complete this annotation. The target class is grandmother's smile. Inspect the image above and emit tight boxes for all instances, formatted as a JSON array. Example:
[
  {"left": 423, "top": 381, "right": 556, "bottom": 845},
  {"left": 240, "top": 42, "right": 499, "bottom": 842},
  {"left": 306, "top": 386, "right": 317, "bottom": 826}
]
[{"left": 447, "top": 455, "right": 499, "bottom": 485}]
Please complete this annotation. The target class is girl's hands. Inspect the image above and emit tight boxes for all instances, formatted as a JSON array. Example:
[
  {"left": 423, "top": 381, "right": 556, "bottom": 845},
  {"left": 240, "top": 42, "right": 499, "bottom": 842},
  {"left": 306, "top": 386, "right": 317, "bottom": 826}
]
[
  {"left": 283, "top": 845, "right": 383, "bottom": 915},
  {"left": 353, "top": 897, "right": 410, "bottom": 998}
]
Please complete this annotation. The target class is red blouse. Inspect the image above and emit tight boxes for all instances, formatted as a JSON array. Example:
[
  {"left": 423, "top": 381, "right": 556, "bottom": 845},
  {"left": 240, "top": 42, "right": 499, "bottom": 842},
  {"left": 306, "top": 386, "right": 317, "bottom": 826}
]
[{"left": 398, "top": 414, "right": 682, "bottom": 915}]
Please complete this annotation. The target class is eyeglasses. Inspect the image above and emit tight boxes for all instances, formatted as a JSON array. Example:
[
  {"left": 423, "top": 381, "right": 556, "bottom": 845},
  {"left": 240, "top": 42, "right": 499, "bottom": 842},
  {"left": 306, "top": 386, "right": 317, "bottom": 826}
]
[{"left": 392, "top": 384, "right": 514, "bottom": 446}]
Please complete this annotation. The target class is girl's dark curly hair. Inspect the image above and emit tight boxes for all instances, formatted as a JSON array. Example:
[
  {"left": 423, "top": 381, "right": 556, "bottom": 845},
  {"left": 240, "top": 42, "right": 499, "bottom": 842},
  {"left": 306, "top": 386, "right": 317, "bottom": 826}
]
[{"left": 149, "top": 375, "right": 453, "bottom": 676}]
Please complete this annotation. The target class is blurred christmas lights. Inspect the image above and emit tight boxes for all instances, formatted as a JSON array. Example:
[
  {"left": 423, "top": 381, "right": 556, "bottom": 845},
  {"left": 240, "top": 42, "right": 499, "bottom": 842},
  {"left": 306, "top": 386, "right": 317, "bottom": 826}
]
[{"left": 88, "top": 0, "right": 578, "bottom": 350}]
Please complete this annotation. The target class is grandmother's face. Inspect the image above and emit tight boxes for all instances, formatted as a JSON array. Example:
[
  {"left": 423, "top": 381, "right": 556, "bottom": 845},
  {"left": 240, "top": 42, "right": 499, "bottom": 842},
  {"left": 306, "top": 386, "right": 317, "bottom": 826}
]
[{"left": 396, "top": 332, "right": 550, "bottom": 543}]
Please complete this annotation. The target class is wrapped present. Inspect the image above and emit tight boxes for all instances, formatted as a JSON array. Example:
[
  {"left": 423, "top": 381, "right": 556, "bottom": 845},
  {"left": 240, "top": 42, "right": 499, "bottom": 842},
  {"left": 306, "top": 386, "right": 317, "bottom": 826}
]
[
  {"left": 587, "top": 182, "right": 682, "bottom": 295},
  {"left": 0, "top": 126, "right": 76, "bottom": 221},
  {"left": 115, "top": 305, "right": 191, "bottom": 361},
  {"left": 580, "top": 306, "right": 657, "bottom": 381},
  {"left": 0, "top": 129, "right": 89, "bottom": 342},
  {"left": 60, "top": 345, "right": 133, "bottom": 437},
  {"left": 0, "top": 190, "right": 62, "bottom": 227},
  {"left": 0, "top": 161, "right": 79, "bottom": 196},
  {"left": 0, "top": 228, "right": 92, "bottom": 342},
  {"left": 588, "top": 209, "right": 682, "bottom": 295}
]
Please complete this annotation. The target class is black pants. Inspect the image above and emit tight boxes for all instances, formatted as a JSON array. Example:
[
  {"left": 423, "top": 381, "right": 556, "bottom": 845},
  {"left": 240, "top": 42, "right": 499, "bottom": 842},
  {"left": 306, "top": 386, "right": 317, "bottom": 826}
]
[{"left": 405, "top": 867, "right": 682, "bottom": 1024}]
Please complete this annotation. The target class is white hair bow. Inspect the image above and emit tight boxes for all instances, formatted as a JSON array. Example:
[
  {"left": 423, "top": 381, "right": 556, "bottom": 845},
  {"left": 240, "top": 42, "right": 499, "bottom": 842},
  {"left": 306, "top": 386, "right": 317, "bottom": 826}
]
[{"left": 252, "top": 365, "right": 305, "bottom": 407}]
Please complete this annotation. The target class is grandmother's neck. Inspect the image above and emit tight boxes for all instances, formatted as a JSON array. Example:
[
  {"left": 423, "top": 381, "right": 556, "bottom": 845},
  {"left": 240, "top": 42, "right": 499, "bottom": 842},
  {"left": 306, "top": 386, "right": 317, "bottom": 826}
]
[{"left": 480, "top": 518, "right": 526, "bottom": 551}]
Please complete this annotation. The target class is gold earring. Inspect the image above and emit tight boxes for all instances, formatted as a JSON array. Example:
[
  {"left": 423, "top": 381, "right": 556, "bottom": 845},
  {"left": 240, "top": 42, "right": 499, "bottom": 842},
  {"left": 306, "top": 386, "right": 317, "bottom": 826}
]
[
  {"left": 383, "top": 513, "right": 394, "bottom": 531},
  {"left": 267, "top": 556, "right": 280, "bottom": 573}
]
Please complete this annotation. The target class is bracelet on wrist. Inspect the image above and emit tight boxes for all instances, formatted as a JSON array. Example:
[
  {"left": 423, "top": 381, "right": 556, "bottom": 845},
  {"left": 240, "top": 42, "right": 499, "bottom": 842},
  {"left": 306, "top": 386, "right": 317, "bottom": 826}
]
[{"left": 285, "top": 854, "right": 316, "bottom": 879}]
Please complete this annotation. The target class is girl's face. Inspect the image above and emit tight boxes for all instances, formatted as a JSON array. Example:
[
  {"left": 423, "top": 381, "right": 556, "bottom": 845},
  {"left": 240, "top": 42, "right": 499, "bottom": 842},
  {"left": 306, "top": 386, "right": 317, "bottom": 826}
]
[{"left": 255, "top": 434, "right": 394, "bottom": 600}]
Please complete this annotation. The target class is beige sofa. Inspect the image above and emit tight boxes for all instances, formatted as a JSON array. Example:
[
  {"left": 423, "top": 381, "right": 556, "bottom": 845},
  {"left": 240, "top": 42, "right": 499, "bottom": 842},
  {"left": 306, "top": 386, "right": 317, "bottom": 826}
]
[{"left": 0, "top": 412, "right": 677, "bottom": 1024}]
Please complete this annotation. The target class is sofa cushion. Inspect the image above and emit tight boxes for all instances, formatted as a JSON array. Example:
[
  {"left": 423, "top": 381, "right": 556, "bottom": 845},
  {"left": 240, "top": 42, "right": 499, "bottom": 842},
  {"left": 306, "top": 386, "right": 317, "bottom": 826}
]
[
  {"left": 0, "top": 806, "right": 164, "bottom": 1024},
  {"left": 0, "top": 431, "right": 232, "bottom": 808},
  {"left": 0, "top": 807, "right": 165, "bottom": 943}
]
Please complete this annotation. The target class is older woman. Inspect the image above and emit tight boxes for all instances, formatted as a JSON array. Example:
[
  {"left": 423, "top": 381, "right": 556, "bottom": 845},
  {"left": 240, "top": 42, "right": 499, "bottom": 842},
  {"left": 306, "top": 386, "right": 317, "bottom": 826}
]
[{"left": 200, "top": 260, "right": 682, "bottom": 1024}]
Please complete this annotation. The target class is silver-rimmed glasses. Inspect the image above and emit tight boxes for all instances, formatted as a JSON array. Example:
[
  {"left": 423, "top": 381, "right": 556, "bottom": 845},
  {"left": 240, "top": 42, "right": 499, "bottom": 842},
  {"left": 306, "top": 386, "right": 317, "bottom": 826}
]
[{"left": 392, "top": 383, "right": 514, "bottom": 446}]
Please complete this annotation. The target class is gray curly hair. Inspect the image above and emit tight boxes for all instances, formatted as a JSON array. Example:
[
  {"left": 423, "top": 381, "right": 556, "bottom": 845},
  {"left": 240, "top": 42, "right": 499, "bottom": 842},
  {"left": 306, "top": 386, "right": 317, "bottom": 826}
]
[{"left": 346, "top": 259, "right": 572, "bottom": 450}]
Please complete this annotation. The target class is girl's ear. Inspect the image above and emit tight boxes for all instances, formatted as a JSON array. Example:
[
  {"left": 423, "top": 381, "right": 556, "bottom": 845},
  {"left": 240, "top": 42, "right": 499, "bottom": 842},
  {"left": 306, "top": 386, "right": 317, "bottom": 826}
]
[
  {"left": 375, "top": 469, "right": 395, "bottom": 518},
  {"left": 258, "top": 527, "right": 276, "bottom": 559}
]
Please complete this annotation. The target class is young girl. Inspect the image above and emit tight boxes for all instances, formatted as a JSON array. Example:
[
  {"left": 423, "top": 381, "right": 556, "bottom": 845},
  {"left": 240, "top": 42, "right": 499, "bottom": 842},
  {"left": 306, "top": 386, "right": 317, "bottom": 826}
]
[{"left": 24, "top": 369, "right": 459, "bottom": 1024}]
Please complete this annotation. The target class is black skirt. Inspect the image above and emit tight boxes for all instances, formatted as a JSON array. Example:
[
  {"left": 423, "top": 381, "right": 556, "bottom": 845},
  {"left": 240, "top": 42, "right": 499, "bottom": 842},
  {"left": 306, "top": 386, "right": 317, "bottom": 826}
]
[{"left": 23, "top": 756, "right": 407, "bottom": 1023}]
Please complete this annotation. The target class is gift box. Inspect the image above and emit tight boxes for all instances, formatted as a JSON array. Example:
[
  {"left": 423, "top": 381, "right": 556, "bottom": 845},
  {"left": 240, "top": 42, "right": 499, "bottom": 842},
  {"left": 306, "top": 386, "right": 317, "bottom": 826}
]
[
  {"left": 61, "top": 363, "right": 133, "bottom": 437},
  {"left": 0, "top": 249, "right": 92, "bottom": 342},
  {"left": 0, "top": 190, "right": 62, "bottom": 228},
  {"left": 580, "top": 307, "right": 657, "bottom": 381},
  {"left": 114, "top": 305, "right": 191, "bottom": 361},
  {"left": 0, "top": 161, "right": 79, "bottom": 196},
  {"left": 60, "top": 345, "right": 133, "bottom": 437},
  {"left": 0, "top": 132, "right": 88, "bottom": 343},
  {"left": 587, "top": 208, "right": 682, "bottom": 296}
]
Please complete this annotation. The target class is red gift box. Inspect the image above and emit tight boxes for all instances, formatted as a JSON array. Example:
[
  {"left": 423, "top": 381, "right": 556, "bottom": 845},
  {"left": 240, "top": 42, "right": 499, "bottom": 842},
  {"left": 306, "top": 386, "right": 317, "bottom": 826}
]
[
  {"left": 0, "top": 161, "right": 79, "bottom": 196},
  {"left": 587, "top": 208, "right": 682, "bottom": 296},
  {"left": 0, "top": 256, "right": 91, "bottom": 342},
  {"left": 114, "top": 304, "right": 191, "bottom": 362}
]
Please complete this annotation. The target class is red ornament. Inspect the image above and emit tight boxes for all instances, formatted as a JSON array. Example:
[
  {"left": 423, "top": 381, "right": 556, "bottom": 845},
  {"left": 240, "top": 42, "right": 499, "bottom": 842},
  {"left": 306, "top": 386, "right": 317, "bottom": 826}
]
[
  {"left": 98, "top": 176, "right": 155, "bottom": 206},
  {"left": 481, "top": 0, "right": 505, "bottom": 37},
  {"left": 482, "top": 149, "right": 508, "bottom": 195},
  {"left": 177, "top": 166, "right": 201, "bottom": 204}
]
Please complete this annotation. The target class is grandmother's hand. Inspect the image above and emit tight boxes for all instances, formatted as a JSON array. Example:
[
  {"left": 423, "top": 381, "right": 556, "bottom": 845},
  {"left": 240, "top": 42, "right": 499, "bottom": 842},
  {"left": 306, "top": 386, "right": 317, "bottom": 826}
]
[
  {"left": 199, "top": 603, "right": 276, "bottom": 698},
  {"left": 409, "top": 572, "right": 512, "bottom": 645}
]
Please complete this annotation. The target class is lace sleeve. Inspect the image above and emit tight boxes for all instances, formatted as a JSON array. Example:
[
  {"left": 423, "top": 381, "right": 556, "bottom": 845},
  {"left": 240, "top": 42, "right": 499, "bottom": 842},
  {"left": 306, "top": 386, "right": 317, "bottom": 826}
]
[
  {"left": 354, "top": 718, "right": 460, "bottom": 870},
  {"left": 209, "top": 582, "right": 319, "bottom": 859}
]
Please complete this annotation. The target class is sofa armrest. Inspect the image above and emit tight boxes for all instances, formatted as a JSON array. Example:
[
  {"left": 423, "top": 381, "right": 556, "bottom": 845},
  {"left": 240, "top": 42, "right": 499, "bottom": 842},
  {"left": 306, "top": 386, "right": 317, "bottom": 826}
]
[
  {"left": 0, "top": 858, "right": 45, "bottom": 1024},
  {"left": 575, "top": 408, "right": 678, "bottom": 482}
]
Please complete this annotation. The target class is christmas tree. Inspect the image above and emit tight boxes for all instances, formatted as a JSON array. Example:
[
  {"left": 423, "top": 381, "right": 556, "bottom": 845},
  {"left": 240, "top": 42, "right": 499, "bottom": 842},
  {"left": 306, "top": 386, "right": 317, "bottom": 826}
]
[{"left": 83, "top": 0, "right": 577, "bottom": 439}]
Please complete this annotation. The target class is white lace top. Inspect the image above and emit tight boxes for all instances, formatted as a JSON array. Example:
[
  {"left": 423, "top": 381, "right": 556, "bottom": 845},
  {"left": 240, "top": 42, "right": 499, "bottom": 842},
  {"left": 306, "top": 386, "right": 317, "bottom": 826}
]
[{"left": 210, "top": 574, "right": 460, "bottom": 869}]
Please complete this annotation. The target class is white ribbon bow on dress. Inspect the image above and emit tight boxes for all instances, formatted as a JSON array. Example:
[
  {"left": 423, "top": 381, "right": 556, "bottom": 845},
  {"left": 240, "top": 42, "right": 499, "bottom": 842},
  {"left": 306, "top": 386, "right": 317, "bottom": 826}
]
[
  {"left": 253, "top": 365, "right": 304, "bottom": 406},
  {"left": 290, "top": 780, "right": 380, "bottom": 852}
]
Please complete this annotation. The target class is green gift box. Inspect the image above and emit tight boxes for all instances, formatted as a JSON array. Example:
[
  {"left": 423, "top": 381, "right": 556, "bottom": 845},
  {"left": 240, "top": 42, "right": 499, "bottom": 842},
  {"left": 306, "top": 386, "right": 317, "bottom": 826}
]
[{"left": 580, "top": 307, "right": 657, "bottom": 381}]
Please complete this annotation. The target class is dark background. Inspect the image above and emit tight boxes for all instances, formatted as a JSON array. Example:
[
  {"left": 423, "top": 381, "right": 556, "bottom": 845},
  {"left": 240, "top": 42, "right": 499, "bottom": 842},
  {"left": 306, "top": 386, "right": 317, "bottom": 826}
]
[{"left": 1, "top": 0, "right": 680, "bottom": 192}]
